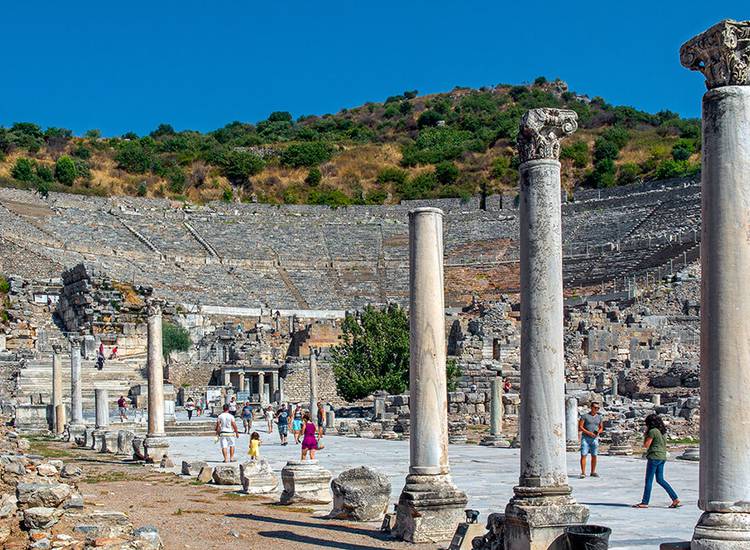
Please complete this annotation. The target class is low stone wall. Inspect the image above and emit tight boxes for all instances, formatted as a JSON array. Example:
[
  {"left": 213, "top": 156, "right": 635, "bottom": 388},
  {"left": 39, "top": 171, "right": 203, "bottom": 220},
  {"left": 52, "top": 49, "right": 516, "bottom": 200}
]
[{"left": 283, "top": 361, "right": 340, "bottom": 406}]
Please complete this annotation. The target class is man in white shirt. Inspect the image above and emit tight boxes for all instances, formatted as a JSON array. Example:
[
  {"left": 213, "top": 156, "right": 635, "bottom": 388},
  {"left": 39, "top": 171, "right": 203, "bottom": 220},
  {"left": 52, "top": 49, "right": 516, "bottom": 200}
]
[{"left": 215, "top": 404, "right": 240, "bottom": 463}]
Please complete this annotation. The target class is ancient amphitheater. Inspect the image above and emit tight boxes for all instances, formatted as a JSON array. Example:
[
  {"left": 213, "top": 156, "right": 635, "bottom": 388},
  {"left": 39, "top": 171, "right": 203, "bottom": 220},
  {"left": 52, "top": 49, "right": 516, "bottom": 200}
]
[{"left": 0, "top": 175, "right": 700, "bottom": 310}]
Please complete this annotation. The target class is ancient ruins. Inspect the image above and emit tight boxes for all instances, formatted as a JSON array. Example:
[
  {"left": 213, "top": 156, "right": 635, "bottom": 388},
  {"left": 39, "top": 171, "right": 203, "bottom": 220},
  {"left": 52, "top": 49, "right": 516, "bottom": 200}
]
[{"left": 0, "top": 16, "right": 747, "bottom": 550}]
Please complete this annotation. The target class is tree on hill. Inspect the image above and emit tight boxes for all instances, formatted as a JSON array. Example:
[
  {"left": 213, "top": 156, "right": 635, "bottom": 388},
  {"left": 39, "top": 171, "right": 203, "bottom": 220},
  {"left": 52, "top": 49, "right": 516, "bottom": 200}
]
[
  {"left": 219, "top": 150, "right": 265, "bottom": 186},
  {"left": 54, "top": 156, "right": 77, "bottom": 186}
]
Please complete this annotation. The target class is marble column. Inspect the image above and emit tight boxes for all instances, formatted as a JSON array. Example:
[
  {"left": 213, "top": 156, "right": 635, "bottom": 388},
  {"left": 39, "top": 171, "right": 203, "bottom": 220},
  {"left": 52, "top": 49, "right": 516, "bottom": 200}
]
[
  {"left": 144, "top": 302, "right": 169, "bottom": 463},
  {"left": 51, "top": 347, "right": 66, "bottom": 434},
  {"left": 481, "top": 377, "right": 509, "bottom": 447},
  {"left": 258, "top": 371, "right": 265, "bottom": 404},
  {"left": 68, "top": 337, "right": 86, "bottom": 441},
  {"left": 91, "top": 388, "right": 109, "bottom": 451},
  {"left": 308, "top": 350, "right": 318, "bottom": 415},
  {"left": 393, "top": 207, "right": 467, "bottom": 543},
  {"left": 238, "top": 372, "right": 245, "bottom": 395},
  {"left": 504, "top": 109, "right": 588, "bottom": 550},
  {"left": 565, "top": 397, "right": 579, "bottom": 452},
  {"left": 681, "top": 20, "right": 750, "bottom": 549}
]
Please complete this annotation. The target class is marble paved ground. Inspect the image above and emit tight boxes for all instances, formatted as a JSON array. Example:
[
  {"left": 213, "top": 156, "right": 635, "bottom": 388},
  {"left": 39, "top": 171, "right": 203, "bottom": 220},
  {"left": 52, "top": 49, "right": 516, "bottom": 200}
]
[{"left": 165, "top": 426, "right": 699, "bottom": 550}]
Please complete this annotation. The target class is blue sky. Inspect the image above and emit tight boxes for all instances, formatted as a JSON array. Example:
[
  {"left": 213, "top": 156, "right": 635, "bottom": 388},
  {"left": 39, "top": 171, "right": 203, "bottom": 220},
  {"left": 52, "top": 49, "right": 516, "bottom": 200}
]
[{"left": 0, "top": 2, "right": 741, "bottom": 136}]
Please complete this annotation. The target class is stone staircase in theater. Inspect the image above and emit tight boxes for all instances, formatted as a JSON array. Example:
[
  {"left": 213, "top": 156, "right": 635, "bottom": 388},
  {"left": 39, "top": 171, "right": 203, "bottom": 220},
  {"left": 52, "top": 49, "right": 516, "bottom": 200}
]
[{"left": 14, "top": 352, "right": 148, "bottom": 410}]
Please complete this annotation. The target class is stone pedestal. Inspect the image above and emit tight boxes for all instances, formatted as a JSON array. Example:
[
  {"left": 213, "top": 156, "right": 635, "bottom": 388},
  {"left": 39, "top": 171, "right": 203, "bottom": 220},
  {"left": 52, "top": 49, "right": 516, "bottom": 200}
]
[
  {"left": 116, "top": 430, "right": 135, "bottom": 456},
  {"left": 240, "top": 459, "right": 278, "bottom": 494},
  {"left": 501, "top": 109, "right": 589, "bottom": 550},
  {"left": 145, "top": 302, "right": 169, "bottom": 463},
  {"left": 607, "top": 430, "right": 633, "bottom": 456},
  {"left": 280, "top": 460, "right": 332, "bottom": 505},
  {"left": 681, "top": 21, "right": 750, "bottom": 549},
  {"left": 132, "top": 436, "right": 146, "bottom": 461},
  {"left": 394, "top": 208, "right": 467, "bottom": 543},
  {"left": 101, "top": 431, "right": 119, "bottom": 453},
  {"left": 331, "top": 466, "right": 391, "bottom": 522}
]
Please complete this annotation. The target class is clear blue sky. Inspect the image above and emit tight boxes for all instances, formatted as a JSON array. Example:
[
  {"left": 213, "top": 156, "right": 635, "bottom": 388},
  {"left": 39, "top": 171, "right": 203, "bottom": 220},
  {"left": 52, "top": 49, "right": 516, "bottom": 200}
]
[{"left": 0, "top": 1, "right": 742, "bottom": 136}]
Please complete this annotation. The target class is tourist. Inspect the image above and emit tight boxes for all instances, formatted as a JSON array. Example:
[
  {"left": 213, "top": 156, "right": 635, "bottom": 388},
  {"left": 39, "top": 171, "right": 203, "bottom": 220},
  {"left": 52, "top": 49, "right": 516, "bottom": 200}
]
[
  {"left": 98, "top": 342, "right": 105, "bottom": 356},
  {"left": 578, "top": 401, "right": 603, "bottom": 478},
  {"left": 196, "top": 398, "right": 204, "bottom": 417},
  {"left": 96, "top": 350, "right": 105, "bottom": 371},
  {"left": 300, "top": 413, "right": 318, "bottom": 460},
  {"left": 503, "top": 378, "right": 512, "bottom": 393},
  {"left": 248, "top": 431, "right": 261, "bottom": 461},
  {"left": 228, "top": 396, "right": 237, "bottom": 416},
  {"left": 241, "top": 400, "right": 253, "bottom": 434},
  {"left": 215, "top": 404, "right": 240, "bottom": 463},
  {"left": 276, "top": 404, "right": 290, "bottom": 446},
  {"left": 633, "top": 414, "right": 680, "bottom": 509},
  {"left": 316, "top": 401, "right": 325, "bottom": 439},
  {"left": 264, "top": 405, "right": 274, "bottom": 434},
  {"left": 109, "top": 346, "right": 118, "bottom": 360},
  {"left": 291, "top": 404, "right": 303, "bottom": 444},
  {"left": 185, "top": 397, "right": 196, "bottom": 420},
  {"left": 117, "top": 395, "right": 128, "bottom": 422}
]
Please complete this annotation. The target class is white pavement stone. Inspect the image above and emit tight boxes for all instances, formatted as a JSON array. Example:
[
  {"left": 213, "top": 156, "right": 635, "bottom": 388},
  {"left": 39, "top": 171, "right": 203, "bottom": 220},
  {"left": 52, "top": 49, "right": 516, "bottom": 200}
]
[{"left": 164, "top": 429, "right": 699, "bottom": 549}]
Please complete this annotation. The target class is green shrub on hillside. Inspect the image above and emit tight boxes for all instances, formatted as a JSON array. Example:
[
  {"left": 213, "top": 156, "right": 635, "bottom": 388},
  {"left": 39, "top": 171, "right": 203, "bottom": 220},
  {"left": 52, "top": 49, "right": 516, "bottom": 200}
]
[
  {"left": 435, "top": 161, "right": 459, "bottom": 185},
  {"left": 11, "top": 158, "right": 36, "bottom": 182},
  {"left": 36, "top": 163, "right": 54, "bottom": 183},
  {"left": 54, "top": 156, "right": 77, "bottom": 185},
  {"left": 376, "top": 166, "right": 407, "bottom": 185},
  {"left": 655, "top": 159, "right": 700, "bottom": 180},
  {"left": 398, "top": 171, "right": 438, "bottom": 200},
  {"left": 672, "top": 139, "right": 694, "bottom": 161},
  {"left": 309, "top": 187, "right": 351, "bottom": 208},
  {"left": 219, "top": 150, "right": 264, "bottom": 186},
  {"left": 115, "top": 141, "right": 153, "bottom": 173},
  {"left": 0, "top": 275, "right": 10, "bottom": 294},
  {"left": 401, "top": 127, "right": 473, "bottom": 166},
  {"left": 305, "top": 166, "right": 322, "bottom": 187},
  {"left": 617, "top": 163, "right": 641, "bottom": 186},
  {"left": 560, "top": 141, "right": 589, "bottom": 168},
  {"left": 280, "top": 142, "right": 333, "bottom": 168}
]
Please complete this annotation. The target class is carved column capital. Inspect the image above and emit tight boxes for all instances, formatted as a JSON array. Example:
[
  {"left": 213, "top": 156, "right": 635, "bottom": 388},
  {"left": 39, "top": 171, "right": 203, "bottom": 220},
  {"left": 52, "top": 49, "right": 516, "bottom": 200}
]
[
  {"left": 680, "top": 19, "right": 750, "bottom": 89},
  {"left": 517, "top": 108, "right": 578, "bottom": 163},
  {"left": 146, "top": 300, "right": 163, "bottom": 318}
]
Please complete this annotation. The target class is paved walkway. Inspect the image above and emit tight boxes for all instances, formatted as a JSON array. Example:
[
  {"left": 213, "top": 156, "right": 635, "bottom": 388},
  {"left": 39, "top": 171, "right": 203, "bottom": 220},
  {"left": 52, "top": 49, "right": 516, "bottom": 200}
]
[{"left": 165, "top": 426, "right": 699, "bottom": 550}]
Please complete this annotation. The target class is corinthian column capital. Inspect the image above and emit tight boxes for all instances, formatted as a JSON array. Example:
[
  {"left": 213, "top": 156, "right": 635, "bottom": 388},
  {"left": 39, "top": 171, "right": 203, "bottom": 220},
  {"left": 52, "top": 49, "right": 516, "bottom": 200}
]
[
  {"left": 517, "top": 108, "right": 578, "bottom": 163},
  {"left": 680, "top": 19, "right": 750, "bottom": 89},
  {"left": 146, "top": 300, "right": 162, "bottom": 318}
]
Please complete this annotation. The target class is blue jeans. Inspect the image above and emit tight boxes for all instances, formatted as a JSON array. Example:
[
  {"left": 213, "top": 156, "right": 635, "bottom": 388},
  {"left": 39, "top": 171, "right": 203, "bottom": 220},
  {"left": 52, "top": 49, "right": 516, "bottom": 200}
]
[{"left": 641, "top": 459, "right": 678, "bottom": 504}]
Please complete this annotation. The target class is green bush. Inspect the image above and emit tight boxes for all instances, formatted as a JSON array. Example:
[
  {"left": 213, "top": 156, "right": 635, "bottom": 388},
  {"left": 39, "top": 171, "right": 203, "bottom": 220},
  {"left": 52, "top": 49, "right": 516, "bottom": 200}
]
[
  {"left": 305, "top": 166, "right": 322, "bottom": 187},
  {"left": 331, "top": 304, "right": 410, "bottom": 400},
  {"left": 593, "top": 138, "right": 620, "bottom": 162},
  {"left": 655, "top": 159, "right": 700, "bottom": 180},
  {"left": 137, "top": 181, "right": 148, "bottom": 196},
  {"left": 54, "top": 156, "right": 77, "bottom": 185},
  {"left": 36, "top": 180, "right": 50, "bottom": 199},
  {"left": 560, "top": 141, "right": 589, "bottom": 168},
  {"left": 222, "top": 188, "right": 233, "bottom": 202},
  {"left": 672, "top": 139, "right": 694, "bottom": 161},
  {"left": 308, "top": 187, "right": 351, "bottom": 208},
  {"left": 601, "top": 126, "right": 630, "bottom": 149},
  {"left": 364, "top": 189, "right": 388, "bottom": 204},
  {"left": 219, "top": 150, "right": 264, "bottom": 186},
  {"left": 376, "top": 166, "right": 407, "bottom": 185},
  {"left": 588, "top": 158, "right": 616, "bottom": 188},
  {"left": 280, "top": 142, "right": 333, "bottom": 168},
  {"left": 435, "top": 161, "right": 459, "bottom": 185},
  {"left": 398, "top": 171, "right": 438, "bottom": 200},
  {"left": 617, "top": 163, "right": 640, "bottom": 185},
  {"left": 11, "top": 158, "right": 36, "bottom": 182},
  {"left": 401, "top": 127, "right": 473, "bottom": 166},
  {"left": 268, "top": 111, "right": 293, "bottom": 122},
  {"left": 446, "top": 359, "right": 461, "bottom": 392},
  {"left": 115, "top": 141, "right": 153, "bottom": 173},
  {"left": 36, "top": 163, "right": 54, "bottom": 183},
  {"left": 162, "top": 322, "right": 191, "bottom": 358},
  {"left": 490, "top": 156, "right": 516, "bottom": 182},
  {"left": 0, "top": 275, "right": 9, "bottom": 294},
  {"left": 72, "top": 144, "right": 92, "bottom": 159}
]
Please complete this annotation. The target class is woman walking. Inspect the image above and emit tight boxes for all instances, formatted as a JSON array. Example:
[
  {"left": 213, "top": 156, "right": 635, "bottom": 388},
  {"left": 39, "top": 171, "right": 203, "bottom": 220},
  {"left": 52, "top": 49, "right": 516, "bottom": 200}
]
[
  {"left": 300, "top": 413, "right": 318, "bottom": 460},
  {"left": 633, "top": 414, "right": 680, "bottom": 509},
  {"left": 292, "top": 404, "right": 303, "bottom": 444}
]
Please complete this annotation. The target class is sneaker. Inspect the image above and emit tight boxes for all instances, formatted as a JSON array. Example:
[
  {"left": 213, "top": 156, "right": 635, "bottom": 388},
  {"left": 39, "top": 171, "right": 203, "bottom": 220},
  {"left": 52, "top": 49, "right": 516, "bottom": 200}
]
[
  {"left": 579, "top": 474, "right": 585, "bottom": 479},
  {"left": 591, "top": 472, "right": 600, "bottom": 478}
]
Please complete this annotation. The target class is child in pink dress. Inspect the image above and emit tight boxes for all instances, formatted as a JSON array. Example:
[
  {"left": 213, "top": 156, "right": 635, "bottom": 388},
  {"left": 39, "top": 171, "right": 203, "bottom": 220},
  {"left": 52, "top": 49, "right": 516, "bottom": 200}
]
[{"left": 301, "top": 413, "right": 318, "bottom": 460}]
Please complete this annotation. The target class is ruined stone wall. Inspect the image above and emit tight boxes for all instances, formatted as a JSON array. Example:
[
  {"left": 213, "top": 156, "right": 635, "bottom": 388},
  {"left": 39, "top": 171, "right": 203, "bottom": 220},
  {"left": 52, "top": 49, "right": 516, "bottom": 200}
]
[{"left": 282, "top": 360, "right": 340, "bottom": 406}]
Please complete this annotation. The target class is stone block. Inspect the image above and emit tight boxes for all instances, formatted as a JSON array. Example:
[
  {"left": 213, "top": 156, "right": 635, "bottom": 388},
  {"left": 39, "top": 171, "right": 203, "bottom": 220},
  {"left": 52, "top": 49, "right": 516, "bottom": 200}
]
[
  {"left": 212, "top": 464, "right": 242, "bottom": 485},
  {"left": 240, "top": 459, "right": 278, "bottom": 494},
  {"left": 181, "top": 460, "right": 208, "bottom": 476},
  {"left": 23, "top": 507, "right": 62, "bottom": 530},
  {"left": 197, "top": 466, "right": 213, "bottom": 483},
  {"left": 17, "top": 482, "right": 72, "bottom": 509},
  {"left": 280, "top": 460, "right": 332, "bottom": 505},
  {"left": 330, "top": 466, "right": 390, "bottom": 522}
]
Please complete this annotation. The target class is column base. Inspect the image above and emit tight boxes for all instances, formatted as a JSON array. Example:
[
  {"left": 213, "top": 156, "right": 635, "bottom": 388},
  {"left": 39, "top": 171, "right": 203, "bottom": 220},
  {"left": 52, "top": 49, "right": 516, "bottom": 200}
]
[
  {"left": 101, "top": 431, "right": 119, "bottom": 453},
  {"left": 480, "top": 435, "right": 511, "bottom": 448},
  {"left": 132, "top": 435, "right": 146, "bottom": 461},
  {"left": 67, "top": 423, "right": 86, "bottom": 444},
  {"left": 144, "top": 436, "right": 170, "bottom": 464},
  {"left": 503, "top": 486, "right": 589, "bottom": 550},
  {"left": 393, "top": 473, "right": 468, "bottom": 543},
  {"left": 279, "top": 460, "right": 332, "bottom": 505},
  {"left": 692, "top": 512, "right": 750, "bottom": 549},
  {"left": 90, "top": 429, "right": 105, "bottom": 451}
]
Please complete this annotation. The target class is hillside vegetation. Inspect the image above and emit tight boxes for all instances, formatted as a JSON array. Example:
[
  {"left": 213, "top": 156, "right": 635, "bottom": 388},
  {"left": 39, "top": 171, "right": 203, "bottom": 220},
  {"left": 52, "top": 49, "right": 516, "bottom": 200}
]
[{"left": 0, "top": 78, "right": 701, "bottom": 206}]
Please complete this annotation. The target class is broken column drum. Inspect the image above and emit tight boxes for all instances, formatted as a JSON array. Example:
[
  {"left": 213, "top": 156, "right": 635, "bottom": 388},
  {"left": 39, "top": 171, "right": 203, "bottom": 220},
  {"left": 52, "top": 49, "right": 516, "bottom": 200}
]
[
  {"left": 504, "top": 108, "right": 589, "bottom": 550},
  {"left": 144, "top": 302, "right": 170, "bottom": 463},
  {"left": 681, "top": 19, "right": 750, "bottom": 550},
  {"left": 393, "top": 207, "right": 467, "bottom": 544}
]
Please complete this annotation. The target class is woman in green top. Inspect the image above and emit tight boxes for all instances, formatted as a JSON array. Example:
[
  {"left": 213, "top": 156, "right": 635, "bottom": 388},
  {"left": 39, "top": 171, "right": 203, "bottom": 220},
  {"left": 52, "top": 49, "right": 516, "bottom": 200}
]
[{"left": 633, "top": 414, "right": 680, "bottom": 508}]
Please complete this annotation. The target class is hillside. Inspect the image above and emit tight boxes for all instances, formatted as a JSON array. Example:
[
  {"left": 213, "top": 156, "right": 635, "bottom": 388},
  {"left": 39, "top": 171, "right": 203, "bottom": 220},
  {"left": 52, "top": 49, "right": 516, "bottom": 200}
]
[{"left": 0, "top": 78, "right": 701, "bottom": 206}]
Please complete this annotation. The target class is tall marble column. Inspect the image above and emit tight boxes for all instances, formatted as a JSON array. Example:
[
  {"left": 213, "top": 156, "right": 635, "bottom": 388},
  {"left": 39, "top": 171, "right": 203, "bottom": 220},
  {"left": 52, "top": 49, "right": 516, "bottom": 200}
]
[
  {"left": 308, "top": 349, "right": 318, "bottom": 415},
  {"left": 238, "top": 371, "right": 245, "bottom": 395},
  {"left": 481, "top": 377, "right": 509, "bottom": 447},
  {"left": 68, "top": 337, "right": 86, "bottom": 441},
  {"left": 144, "top": 301, "right": 169, "bottom": 463},
  {"left": 504, "top": 109, "right": 588, "bottom": 550},
  {"left": 565, "top": 397, "right": 579, "bottom": 452},
  {"left": 681, "top": 20, "right": 750, "bottom": 549},
  {"left": 51, "top": 347, "right": 66, "bottom": 434},
  {"left": 258, "top": 371, "right": 265, "bottom": 404},
  {"left": 393, "top": 207, "right": 467, "bottom": 543}
]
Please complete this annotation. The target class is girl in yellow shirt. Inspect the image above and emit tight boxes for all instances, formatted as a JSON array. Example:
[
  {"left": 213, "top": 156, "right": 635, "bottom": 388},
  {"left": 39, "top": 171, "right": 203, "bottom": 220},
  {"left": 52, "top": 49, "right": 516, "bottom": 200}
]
[{"left": 248, "top": 432, "right": 261, "bottom": 460}]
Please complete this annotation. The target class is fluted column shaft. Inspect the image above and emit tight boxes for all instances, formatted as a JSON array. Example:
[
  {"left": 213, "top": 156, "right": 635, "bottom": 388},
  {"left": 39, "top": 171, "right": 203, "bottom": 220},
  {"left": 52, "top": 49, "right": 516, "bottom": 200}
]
[{"left": 147, "top": 307, "right": 165, "bottom": 437}]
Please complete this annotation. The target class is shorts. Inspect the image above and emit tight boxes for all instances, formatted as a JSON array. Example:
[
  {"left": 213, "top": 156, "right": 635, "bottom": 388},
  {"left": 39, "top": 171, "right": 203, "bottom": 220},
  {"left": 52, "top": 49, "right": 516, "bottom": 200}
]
[
  {"left": 278, "top": 424, "right": 288, "bottom": 435},
  {"left": 220, "top": 435, "right": 236, "bottom": 449},
  {"left": 292, "top": 420, "right": 302, "bottom": 431},
  {"left": 118, "top": 407, "right": 127, "bottom": 415},
  {"left": 580, "top": 435, "right": 599, "bottom": 456}
]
